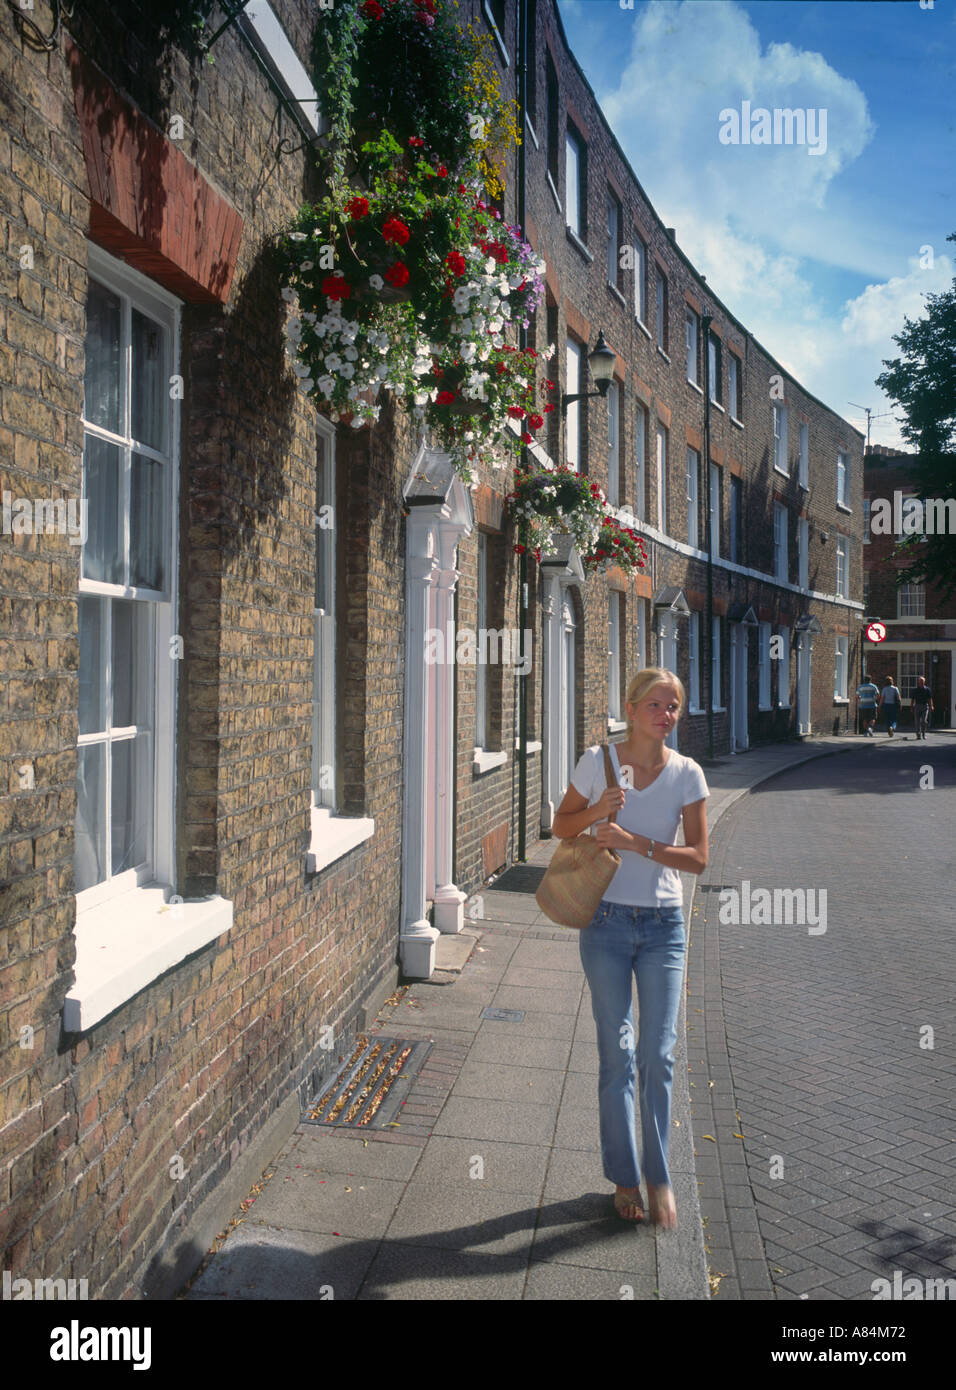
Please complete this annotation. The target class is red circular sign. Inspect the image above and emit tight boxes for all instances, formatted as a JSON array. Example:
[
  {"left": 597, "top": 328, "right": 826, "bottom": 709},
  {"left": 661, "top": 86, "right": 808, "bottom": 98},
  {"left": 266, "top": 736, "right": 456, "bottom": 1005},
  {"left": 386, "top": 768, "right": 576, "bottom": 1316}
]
[{"left": 866, "top": 621, "right": 886, "bottom": 643}]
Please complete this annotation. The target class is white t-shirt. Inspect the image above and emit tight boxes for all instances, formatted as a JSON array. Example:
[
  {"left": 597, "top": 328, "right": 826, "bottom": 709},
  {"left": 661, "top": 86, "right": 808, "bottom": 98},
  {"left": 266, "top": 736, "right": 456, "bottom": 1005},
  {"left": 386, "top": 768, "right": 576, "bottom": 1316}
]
[{"left": 569, "top": 743, "right": 710, "bottom": 907}]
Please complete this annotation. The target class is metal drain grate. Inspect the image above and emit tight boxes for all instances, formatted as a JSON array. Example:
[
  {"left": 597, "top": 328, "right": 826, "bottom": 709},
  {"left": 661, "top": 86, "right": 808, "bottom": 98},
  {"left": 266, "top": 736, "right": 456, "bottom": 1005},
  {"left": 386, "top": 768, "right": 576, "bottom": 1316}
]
[{"left": 303, "top": 1034, "right": 433, "bottom": 1130}]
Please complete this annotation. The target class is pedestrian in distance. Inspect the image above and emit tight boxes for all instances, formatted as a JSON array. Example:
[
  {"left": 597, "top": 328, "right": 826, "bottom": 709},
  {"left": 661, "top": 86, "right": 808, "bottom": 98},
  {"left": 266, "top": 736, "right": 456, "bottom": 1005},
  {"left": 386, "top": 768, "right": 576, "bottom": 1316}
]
[
  {"left": 877, "top": 675, "right": 902, "bottom": 737},
  {"left": 551, "top": 668, "right": 709, "bottom": 1228},
  {"left": 856, "top": 673, "right": 880, "bottom": 737},
  {"left": 911, "top": 675, "right": 934, "bottom": 739}
]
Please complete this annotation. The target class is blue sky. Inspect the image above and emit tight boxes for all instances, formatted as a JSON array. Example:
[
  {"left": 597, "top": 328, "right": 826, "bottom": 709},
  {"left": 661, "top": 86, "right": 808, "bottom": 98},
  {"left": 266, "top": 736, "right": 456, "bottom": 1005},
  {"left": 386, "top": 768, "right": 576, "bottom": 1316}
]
[{"left": 555, "top": 0, "right": 956, "bottom": 445}]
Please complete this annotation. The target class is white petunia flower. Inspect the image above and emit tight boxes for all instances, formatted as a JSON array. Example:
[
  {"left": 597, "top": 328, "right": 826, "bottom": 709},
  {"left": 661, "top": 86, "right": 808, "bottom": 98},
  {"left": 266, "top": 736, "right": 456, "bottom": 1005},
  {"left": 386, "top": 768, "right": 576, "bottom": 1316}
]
[
  {"left": 339, "top": 363, "right": 355, "bottom": 380},
  {"left": 316, "top": 375, "right": 335, "bottom": 395},
  {"left": 281, "top": 287, "right": 297, "bottom": 303},
  {"left": 369, "top": 274, "right": 384, "bottom": 290},
  {"left": 289, "top": 232, "right": 307, "bottom": 242}
]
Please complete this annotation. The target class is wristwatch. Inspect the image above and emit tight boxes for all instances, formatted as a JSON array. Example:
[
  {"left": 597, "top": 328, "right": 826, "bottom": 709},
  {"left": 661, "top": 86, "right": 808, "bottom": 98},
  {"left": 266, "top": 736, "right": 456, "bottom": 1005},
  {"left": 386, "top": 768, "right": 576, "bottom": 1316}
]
[{"left": 646, "top": 840, "right": 655, "bottom": 859}]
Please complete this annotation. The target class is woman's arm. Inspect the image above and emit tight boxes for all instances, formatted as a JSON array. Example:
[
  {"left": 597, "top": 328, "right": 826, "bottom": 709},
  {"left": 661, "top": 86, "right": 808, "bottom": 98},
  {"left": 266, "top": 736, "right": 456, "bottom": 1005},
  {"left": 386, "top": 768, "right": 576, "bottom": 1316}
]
[
  {"left": 552, "top": 781, "right": 625, "bottom": 839},
  {"left": 593, "top": 798, "right": 709, "bottom": 875}
]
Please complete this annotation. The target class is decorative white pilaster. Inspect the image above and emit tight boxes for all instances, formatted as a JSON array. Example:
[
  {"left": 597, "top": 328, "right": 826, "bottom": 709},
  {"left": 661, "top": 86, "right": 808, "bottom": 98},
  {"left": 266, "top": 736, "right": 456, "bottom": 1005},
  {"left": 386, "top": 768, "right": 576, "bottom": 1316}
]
[
  {"left": 401, "top": 543, "right": 440, "bottom": 978},
  {"left": 433, "top": 517, "right": 466, "bottom": 934}
]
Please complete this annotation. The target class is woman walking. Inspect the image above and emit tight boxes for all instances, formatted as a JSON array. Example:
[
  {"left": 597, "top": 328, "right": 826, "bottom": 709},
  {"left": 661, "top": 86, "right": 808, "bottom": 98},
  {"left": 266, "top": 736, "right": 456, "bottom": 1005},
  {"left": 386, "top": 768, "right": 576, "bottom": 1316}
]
[
  {"left": 877, "top": 674, "right": 902, "bottom": 737},
  {"left": 552, "top": 669, "right": 709, "bottom": 1227}
]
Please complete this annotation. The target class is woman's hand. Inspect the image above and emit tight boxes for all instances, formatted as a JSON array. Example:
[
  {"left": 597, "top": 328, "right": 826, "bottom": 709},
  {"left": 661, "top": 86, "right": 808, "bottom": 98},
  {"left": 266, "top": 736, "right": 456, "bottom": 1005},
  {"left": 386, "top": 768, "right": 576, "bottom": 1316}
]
[
  {"left": 594, "top": 822, "right": 635, "bottom": 852},
  {"left": 596, "top": 785, "right": 626, "bottom": 820}
]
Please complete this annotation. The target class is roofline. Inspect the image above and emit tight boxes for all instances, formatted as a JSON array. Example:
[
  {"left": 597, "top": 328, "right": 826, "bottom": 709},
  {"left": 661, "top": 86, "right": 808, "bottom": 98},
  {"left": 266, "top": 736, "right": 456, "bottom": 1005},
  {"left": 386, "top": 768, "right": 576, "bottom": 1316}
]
[{"left": 547, "top": 0, "right": 865, "bottom": 442}]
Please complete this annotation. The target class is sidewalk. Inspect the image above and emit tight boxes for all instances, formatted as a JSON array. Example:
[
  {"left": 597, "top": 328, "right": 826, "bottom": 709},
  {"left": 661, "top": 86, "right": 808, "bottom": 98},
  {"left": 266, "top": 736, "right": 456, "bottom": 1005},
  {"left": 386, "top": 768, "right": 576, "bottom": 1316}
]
[{"left": 179, "top": 733, "right": 888, "bottom": 1301}]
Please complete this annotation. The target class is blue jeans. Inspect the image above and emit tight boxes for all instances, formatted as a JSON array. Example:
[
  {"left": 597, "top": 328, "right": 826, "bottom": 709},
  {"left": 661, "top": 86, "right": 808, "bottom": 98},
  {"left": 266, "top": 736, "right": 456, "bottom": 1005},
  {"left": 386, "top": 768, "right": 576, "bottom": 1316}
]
[{"left": 578, "top": 900, "right": 686, "bottom": 1189}]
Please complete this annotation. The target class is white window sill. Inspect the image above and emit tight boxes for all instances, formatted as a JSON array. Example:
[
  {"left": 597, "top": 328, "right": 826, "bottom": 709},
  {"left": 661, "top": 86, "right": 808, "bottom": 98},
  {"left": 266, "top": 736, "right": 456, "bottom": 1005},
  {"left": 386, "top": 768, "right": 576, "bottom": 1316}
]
[
  {"left": 773, "top": 464, "right": 789, "bottom": 477},
  {"left": 836, "top": 502, "right": 851, "bottom": 514},
  {"left": 65, "top": 886, "right": 234, "bottom": 1033},
  {"left": 798, "top": 479, "right": 809, "bottom": 490},
  {"left": 710, "top": 399, "right": 725, "bottom": 413},
  {"left": 833, "top": 697, "right": 849, "bottom": 705},
  {"left": 712, "top": 705, "right": 726, "bottom": 714},
  {"left": 307, "top": 806, "right": 375, "bottom": 875},
  {"left": 546, "top": 170, "right": 561, "bottom": 213},
  {"left": 635, "top": 317, "right": 651, "bottom": 341},
  {"left": 777, "top": 703, "right": 792, "bottom": 710},
  {"left": 657, "top": 346, "right": 671, "bottom": 364},
  {"left": 514, "top": 738, "right": 543, "bottom": 754},
  {"left": 566, "top": 226, "right": 594, "bottom": 263},
  {"left": 607, "top": 282, "right": 626, "bottom": 308},
  {"left": 688, "top": 705, "right": 705, "bottom": 716},
  {"left": 474, "top": 747, "right": 508, "bottom": 773},
  {"left": 730, "top": 416, "right": 744, "bottom": 430},
  {"left": 525, "top": 115, "right": 539, "bottom": 149},
  {"left": 758, "top": 703, "right": 773, "bottom": 712},
  {"left": 687, "top": 378, "right": 703, "bottom": 396},
  {"left": 607, "top": 718, "right": 627, "bottom": 734}
]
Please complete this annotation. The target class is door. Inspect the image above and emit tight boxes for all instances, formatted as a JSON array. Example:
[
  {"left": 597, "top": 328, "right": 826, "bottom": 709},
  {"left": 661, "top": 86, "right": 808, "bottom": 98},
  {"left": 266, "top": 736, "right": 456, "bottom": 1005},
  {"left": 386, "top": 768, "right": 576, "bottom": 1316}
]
[
  {"left": 657, "top": 614, "right": 679, "bottom": 749},
  {"left": 730, "top": 624, "right": 749, "bottom": 751},
  {"left": 796, "top": 633, "right": 812, "bottom": 734},
  {"left": 561, "top": 598, "right": 576, "bottom": 795}
]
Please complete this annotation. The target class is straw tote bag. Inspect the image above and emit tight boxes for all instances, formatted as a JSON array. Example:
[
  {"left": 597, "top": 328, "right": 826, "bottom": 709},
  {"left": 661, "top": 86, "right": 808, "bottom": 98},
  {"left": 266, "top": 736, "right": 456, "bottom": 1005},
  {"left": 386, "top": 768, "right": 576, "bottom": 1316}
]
[{"left": 536, "top": 745, "right": 621, "bottom": 929}]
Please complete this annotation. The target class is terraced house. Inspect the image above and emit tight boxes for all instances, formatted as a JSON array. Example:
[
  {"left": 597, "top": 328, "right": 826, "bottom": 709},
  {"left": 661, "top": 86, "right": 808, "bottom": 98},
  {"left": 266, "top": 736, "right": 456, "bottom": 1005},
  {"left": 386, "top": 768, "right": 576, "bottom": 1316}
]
[{"left": 0, "top": 0, "right": 863, "bottom": 1298}]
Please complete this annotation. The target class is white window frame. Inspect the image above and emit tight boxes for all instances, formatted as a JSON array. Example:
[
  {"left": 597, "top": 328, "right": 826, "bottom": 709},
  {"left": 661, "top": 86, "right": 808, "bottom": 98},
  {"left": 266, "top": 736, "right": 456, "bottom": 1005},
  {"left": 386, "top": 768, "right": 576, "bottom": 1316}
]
[
  {"left": 728, "top": 351, "right": 741, "bottom": 422},
  {"left": 837, "top": 450, "right": 849, "bottom": 508},
  {"left": 834, "top": 636, "right": 848, "bottom": 701},
  {"left": 634, "top": 401, "right": 646, "bottom": 521},
  {"left": 685, "top": 308, "right": 699, "bottom": 385},
  {"left": 711, "top": 616, "right": 723, "bottom": 711},
  {"left": 607, "top": 379, "right": 620, "bottom": 505},
  {"left": 776, "top": 626, "right": 791, "bottom": 708},
  {"left": 798, "top": 422, "right": 808, "bottom": 488},
  {"left": 606, "top": 192, "right": 620, "bottom": 290},
  {"left": 67, "top": 246, "right": 232, "bottom": 1035},
  {"left": 708, "top": 333, "right": 721, "bottom": 405},
  {"left": 898, "top": 582, "right": 925, "bottom": 618},
  {"left": 307, "top": 420, "right": 375, "bottom": 873},
  {"left": 773, "top": 403, "right": 788, "bottom": 474},
  {"left": 608, "top": 591, "right": 622, "bottom": 723},
  {"left": 899, "top": 651, "right": 926, "bottom": 698},
  {"left": 566, "top": 337, "right": 582, "bottom": 471},
  {"left": 633, "top": 236, "right": 647, "bottom": 324},
  {"left": 709, "top": 462, "right": 720, "bottom": 558},
  {"left": 774, "top": 502, "right": 788, "bottom": 583},
  {"left": 758, "top": 621, "right": 771, "bottom": 709},
  {"left": 476, "top": 530, "right": 488, "bottom": 746},
  {"left": 863, "top": 496, "right": 871, "bottom": 543},
  {"left": 656, "top": 422, "right": 667, "bottom": 534},
  {"left": 566, "top": 126, "right": 583, "bottom": 236},
  {"left": 797, "top": 515, "right": 808, "bottom": 590},
  {"left": 836, "top": 536, "right": 848, "bottom": 598},
  {"left": 688, "top": 611, "right": 701, "bottom": 712},
  {"left": 729, "top": 474, "right": 740, "bottom": 563},
  {"left": 656, "top": 266, "right": 667, "bottom": 351},
  {"left": 686, "top": 447, "right": 699, "bottom": 549}
]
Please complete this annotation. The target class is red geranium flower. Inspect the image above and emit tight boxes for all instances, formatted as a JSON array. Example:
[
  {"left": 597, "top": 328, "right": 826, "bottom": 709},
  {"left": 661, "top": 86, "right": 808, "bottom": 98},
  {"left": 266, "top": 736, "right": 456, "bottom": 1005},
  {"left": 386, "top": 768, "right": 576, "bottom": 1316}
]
[
  {"left": 436, "top": 390, "right": 457, "bottom": 405},
  {"left": 408, "top": 136, "right": 425, "bottom": 148},
  {"left": 528, "top": 413, "right": 544, "bottom": 430},
  {"left": 416, "top": 12, "right": 435, "bottom": 27},
  {"left": 360, "top": 0, "right": 384, "bottom": 17},
  {"left": 383, "top": 217, "right": 410, "bottom": 245},
  {"left": 322, "top": 275, "right": 351, "bottom": 301},
  {"left": 445, "top": 251, "right": 467, "bottom": 276},
  {"left": 507, "top": 406, "right": 525, "bottom": 419},
  {"left": 384, "top": 262, "right": 410, "bottom": 288},
  {"left": 520, "top": 431, "right": 532, "bottom": 445},
  {"left": 437, "top": 165, "right": 448, "bottom": 177},
  {"left": 345, "top": 195, "right": 370, "bottom": 220},
  {"left": 543, "top": 403, "right": 555, "bottom": 413},
  {"left": 514, "top": 543, "right": 526, "bottom": 555}
]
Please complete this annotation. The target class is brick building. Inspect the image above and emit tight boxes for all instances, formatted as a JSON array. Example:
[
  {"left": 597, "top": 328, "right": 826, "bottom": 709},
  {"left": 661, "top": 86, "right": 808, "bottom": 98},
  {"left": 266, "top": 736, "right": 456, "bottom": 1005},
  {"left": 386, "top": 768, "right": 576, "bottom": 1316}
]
[
  {"left": 1, "top": 0, "right": 864, "bottom": 1298},
  {"left": 862, "top": 444, "right": 955, "bottom": 729}
]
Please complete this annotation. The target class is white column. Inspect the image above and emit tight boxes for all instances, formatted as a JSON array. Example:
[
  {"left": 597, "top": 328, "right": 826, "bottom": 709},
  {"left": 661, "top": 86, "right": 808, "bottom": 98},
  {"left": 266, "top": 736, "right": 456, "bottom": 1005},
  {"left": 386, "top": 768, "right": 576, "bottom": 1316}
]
[
  {"left": 541, "top": 576, "right": 561, "bottom": 830},
  {"left": 432, "top": 518, "right": 466, "bottom": 933},
  {"left": 401, "top": 535, "right": 440, "bottom": 978}
]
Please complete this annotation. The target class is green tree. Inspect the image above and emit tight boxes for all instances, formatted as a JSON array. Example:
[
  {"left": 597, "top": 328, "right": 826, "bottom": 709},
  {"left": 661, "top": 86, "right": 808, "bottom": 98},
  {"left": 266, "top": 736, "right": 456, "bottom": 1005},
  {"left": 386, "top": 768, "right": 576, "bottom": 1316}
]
[{"left": 875, "top": 231, "right": 956, "bottom": 598}]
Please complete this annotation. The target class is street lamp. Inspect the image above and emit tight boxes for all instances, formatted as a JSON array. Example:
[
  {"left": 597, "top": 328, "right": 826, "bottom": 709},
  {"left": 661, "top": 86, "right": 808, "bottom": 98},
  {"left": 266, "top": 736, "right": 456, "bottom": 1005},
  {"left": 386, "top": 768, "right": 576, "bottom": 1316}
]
[{"left": 561, "top": 330, "right": 617, "bottom": 415}]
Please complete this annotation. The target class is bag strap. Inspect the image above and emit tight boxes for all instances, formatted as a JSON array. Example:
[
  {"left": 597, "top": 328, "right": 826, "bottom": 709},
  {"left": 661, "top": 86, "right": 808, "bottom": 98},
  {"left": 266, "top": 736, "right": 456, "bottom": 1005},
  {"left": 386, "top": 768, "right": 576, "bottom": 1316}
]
[{"left": 601, "top": 743, "right": 618, "bottom": 826}]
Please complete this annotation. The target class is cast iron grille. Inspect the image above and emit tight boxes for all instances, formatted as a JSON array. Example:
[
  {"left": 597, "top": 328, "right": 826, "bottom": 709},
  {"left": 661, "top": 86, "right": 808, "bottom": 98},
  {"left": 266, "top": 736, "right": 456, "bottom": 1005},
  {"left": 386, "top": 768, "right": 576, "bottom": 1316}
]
[{"left": 303, "top": 1034, "right": 432, "bottom": 1130}]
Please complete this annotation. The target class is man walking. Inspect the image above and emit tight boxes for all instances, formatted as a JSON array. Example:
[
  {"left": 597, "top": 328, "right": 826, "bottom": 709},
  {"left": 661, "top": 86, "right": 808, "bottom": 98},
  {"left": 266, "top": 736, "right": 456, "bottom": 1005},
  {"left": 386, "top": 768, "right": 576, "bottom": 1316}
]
[
  {"left": 911, "top": 675, "right": 934, "bottom": 739},
  {"left": 856, "top": 673, "right": 880, "bottom": 737},
  {"left": 877, "top": 674, "right": 902, "bottom": 737}
]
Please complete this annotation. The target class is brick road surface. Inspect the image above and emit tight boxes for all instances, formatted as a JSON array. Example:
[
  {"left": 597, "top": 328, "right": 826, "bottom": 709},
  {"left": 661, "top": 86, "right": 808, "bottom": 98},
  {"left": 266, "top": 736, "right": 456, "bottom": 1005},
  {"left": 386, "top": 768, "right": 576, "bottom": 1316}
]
[{"left": 688, "top": 738, "right": 956, "bottom": 1300}]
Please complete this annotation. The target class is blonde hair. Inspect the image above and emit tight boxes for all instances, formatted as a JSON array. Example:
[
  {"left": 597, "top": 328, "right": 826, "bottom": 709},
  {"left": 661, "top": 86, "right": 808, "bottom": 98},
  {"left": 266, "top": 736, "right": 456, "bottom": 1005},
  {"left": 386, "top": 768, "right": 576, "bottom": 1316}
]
[{"left": 624, "top": 667, "right": 685, "bottom": 732}]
